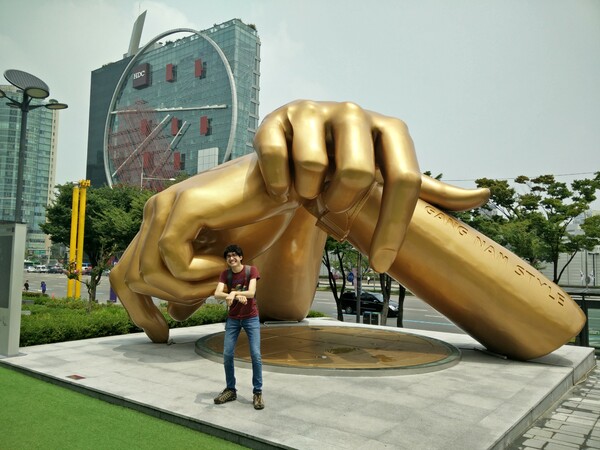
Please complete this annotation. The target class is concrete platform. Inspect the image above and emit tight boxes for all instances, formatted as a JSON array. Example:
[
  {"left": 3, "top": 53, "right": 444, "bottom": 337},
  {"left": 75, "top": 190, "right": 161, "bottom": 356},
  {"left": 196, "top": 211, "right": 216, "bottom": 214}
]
[{"left": 0, "top": 318, "right": 595, "bottom": 449}]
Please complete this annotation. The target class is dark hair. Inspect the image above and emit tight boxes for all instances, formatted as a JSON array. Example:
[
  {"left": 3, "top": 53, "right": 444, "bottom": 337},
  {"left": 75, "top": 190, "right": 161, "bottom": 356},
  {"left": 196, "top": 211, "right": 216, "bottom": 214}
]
[{"left": 223, "top": 244, "right": 243, "bottom": 259}]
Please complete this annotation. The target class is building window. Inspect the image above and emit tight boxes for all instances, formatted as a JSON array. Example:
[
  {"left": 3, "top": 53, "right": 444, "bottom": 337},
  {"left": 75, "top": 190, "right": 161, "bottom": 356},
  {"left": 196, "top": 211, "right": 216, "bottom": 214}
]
[{"left": 197, "top": 147, "right": 218, "bottom": 172}]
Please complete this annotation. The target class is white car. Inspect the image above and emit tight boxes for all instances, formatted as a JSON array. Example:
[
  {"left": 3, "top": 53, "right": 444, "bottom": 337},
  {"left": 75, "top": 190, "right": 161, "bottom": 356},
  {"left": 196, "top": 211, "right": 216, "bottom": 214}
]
[{"left": 34, "top": 265, "right": 48, "bottom": 273}]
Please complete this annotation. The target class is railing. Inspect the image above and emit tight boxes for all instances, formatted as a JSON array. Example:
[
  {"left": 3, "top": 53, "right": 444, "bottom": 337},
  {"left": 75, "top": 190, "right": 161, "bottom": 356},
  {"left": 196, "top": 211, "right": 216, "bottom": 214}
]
[{"left": 565, "top": 287, "right": 600, "bottom": 348}]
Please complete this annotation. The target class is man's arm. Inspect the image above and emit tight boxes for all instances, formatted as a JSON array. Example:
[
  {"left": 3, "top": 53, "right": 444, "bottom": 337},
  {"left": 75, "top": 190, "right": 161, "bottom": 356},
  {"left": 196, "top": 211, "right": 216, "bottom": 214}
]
[{"left": 234, "top": 277, "right": 257, "bottom": 299}]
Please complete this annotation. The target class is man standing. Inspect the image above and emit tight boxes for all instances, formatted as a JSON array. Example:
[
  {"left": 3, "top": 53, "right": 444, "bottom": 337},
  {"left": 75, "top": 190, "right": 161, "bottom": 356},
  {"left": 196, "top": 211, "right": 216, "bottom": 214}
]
[{"left": 213, "top": 244, "right": 264, "bottom": 410}]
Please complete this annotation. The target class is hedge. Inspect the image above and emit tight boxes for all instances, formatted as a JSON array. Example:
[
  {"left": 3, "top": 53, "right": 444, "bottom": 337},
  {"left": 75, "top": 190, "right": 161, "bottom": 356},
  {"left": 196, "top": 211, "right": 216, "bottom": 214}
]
[
  {"left": 20, "top": 297, "right": 227, "bottom": 346},
  {"left": 20, "top": 296, "right": 327, "bottom": 346}
]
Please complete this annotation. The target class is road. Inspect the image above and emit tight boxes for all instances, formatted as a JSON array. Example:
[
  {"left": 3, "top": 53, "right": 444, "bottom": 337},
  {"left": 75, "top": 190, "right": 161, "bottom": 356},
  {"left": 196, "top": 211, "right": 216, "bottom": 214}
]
[
  {"left": 311, "top": 289, "right": 465, "bottom": 334},
  {"left": 21, "top": 272, "right": 465, "bottom": 335},
  {"left": 22, "top": 271, "right": 113, "bottom": 301}
]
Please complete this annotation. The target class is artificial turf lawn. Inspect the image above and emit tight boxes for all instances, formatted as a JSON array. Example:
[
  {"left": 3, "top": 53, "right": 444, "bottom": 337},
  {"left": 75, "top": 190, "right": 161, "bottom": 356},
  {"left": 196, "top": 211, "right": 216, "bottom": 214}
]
[{"left": 0, "top": 365, "right": 245, "bottom": 449}]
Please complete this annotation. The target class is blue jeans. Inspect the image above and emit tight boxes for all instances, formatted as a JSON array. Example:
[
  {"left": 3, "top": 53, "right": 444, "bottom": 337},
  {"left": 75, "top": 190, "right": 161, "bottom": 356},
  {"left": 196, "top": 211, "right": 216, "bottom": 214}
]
[{"left": 223, "top": 316, "right": 263, "bottom": 393}]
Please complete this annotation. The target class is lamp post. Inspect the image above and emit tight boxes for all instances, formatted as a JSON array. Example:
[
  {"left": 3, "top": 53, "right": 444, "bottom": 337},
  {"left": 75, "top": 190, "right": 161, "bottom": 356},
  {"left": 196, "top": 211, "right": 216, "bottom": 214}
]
[
  {"left": 591, "top": 252, "right": 598, "bottom": 287},
  {"left": 0, "top": 69, "right": 67, "bottom": 223}
]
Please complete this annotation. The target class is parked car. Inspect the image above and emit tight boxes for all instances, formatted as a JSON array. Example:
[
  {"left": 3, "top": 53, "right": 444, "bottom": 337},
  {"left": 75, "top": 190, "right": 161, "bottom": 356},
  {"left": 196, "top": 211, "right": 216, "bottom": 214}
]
[
  {"left": 47, "top": 264, "right": 64, "bottom": 274},
  {"left": 26, "top": 265, "right": 37, "bottom": 273},
  {"left": 81, "top": 263, "right": 93, "bottom": 275},
  {"left": 34, "top": 264, "right": 48, "bottom": 273},
  {"left": 339, "top": 291, "right": 399, "bottom": 317}
]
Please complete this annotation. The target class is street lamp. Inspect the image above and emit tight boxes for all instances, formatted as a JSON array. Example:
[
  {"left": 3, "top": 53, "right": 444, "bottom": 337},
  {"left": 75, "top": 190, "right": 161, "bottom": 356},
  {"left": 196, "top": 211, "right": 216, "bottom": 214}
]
[
  {"left": 591, "top": 252, "right": 598, "bottom": 287},
  {"left": 0, "top": 69, "right": 68, "bottom": 223}
]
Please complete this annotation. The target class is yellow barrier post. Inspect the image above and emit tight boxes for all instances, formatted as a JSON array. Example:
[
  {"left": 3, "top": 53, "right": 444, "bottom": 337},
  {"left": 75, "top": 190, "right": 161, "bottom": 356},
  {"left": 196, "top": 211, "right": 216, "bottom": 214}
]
[
  {"left": 75, "top": 180, "right": 90, "bottom": 299},
  {"left": 67, "top": 186, "right": 80, "bottom": 298}
]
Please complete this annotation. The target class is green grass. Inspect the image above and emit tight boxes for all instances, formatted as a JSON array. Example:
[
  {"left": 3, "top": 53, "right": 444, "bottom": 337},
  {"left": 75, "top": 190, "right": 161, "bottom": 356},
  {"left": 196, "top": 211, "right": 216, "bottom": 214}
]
[{"left": 0, "top": 365, "right": 246, "bottom": 450}]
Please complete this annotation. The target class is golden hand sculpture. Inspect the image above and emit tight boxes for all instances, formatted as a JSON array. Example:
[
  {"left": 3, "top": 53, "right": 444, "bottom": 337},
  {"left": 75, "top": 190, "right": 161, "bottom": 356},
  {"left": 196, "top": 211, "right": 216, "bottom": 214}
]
[{"left": 110, "top": 100, "right": 585, "bottom": 360}]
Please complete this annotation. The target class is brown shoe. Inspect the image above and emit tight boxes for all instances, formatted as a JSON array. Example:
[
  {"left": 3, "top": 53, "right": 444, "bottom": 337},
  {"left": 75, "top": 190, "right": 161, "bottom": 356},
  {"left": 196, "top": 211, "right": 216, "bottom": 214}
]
[
  {"left": 253, "top": 392, "right": 264, "bottom": 410},
  {"left": 214, "top": 388, "right": 237, "bottom": 404}
]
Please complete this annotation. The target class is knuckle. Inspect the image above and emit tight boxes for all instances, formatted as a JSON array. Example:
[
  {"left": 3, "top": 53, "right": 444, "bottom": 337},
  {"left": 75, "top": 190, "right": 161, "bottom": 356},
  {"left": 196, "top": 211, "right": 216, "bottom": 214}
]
[
  {"left": 294, "top": 153, "right": 328, "bottom": 173},
  {"left": 336, "top": 166, "right": 374, "bottom": 190},
  {"left": 288, "top": 100, "right": 324, "bottom": 123},
  {"left": 335, "top": 101, "right": 367, "bottom": 124},
  {"left": 257, "top": 142, "right": 286, "bottom": 159},
  {"left": 388, "top": 169, "right": 422, "bottom": 189},
  {"left": 379, "top": 116, "right": 409, "bottom": 134}
]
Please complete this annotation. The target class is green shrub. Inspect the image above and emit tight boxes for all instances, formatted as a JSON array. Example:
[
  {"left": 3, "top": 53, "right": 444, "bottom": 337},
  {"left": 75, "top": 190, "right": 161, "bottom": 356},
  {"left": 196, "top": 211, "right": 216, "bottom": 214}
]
[
  {"left": 20, "top": 298, "right": 228, "bottom": 346},
  {"left": 164, "top": 303, "right": 228, "bottom": 328},
  {"left": 22, "top": 292, "right": 49, "bottom": 300}
]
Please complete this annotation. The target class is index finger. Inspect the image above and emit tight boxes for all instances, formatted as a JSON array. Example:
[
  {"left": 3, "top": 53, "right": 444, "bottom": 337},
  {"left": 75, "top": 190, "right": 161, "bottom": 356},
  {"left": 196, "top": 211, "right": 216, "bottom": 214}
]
[
  {"left": 369, "top": 113, "right": 421, "bottom": 272},
  {"left": 254, "top": 108, "right": 292, "bottom": 202}
]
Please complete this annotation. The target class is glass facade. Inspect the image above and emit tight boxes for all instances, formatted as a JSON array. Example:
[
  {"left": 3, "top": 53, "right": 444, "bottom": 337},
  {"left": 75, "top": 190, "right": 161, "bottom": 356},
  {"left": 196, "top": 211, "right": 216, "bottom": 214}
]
[
  {"left": 0, "top": 84, "right": 58, "bottom": 260},
  {"left": 87, "top": 19, "right": 260, "bottom": 187}
]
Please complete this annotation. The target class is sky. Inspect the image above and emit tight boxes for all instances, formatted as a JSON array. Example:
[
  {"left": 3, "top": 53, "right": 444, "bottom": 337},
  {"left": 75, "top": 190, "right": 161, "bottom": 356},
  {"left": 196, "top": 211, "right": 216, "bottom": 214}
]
[{"left": 1, "top": 0, "right": 599, "bottom": 195}]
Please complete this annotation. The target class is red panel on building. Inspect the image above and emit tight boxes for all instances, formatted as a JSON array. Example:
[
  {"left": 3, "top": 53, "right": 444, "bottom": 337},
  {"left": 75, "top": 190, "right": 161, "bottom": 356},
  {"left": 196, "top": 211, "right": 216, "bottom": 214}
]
[
  {"left": 171, "top": 117, "right": 179, "bottom": 136},
  {"left": 143, "top": 152, "right": 153, "bottom": 168},
  {"left": 140, "top": 119, "right": 151, "bottom": 136},
  {"left": 200, "top": 116, "right": 209, "bottom": 135},
  {"left": 166, "top": 63, "right": 175, "bottom": 82},
  {"left": 195, "top": 59, "right": 203, "bottom": 78},
  {"left": 174, "top": 152, "right": 181, "bottom": 170}
]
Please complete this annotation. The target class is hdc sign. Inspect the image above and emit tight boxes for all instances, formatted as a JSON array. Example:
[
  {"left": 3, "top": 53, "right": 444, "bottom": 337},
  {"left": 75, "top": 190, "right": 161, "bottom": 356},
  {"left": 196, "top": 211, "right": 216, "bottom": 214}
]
[{"left": 132, "top": 63, "right": 150, "bottom": 89}]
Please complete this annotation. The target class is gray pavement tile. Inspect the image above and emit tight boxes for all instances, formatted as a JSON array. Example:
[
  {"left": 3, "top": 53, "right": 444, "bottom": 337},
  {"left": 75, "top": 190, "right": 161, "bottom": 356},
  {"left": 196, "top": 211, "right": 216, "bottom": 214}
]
[
  {"left": 544, "top": 442, "right": 580, "bottom": 450},
  {"left": 552, "top": 432, "right": 586, "bottom": 445},
  {"left": 586, "top": 437, "right": 600, "bottom": 448},
  {"left": 559, "top": 423, "right": 594, "bottom": 435},
  {"left": 522, "top": 438, "right": 547, "bottom": 448},
  {"left": 566, "top": 416, "right": 595, "bottom": 426},
  {"left": 527, "top": 428, "right": 555, "bottom": 438}
]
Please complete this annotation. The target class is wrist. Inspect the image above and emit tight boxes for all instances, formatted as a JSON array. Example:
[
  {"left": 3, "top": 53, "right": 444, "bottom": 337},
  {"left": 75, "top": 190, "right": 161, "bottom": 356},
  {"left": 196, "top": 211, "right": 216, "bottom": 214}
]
[{"left": 307, "top": 182, "right": 378, "bottom": 242}]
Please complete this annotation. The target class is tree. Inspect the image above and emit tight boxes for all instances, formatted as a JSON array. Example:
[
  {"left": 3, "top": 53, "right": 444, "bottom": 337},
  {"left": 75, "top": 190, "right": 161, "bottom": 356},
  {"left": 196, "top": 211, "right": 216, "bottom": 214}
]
[
  {"left": 378, "top": 273, "right": 392, "bottom": 324},
  {"left": 321, "top": 237, "right": 354, "bottom": 321},
  {"left": 42, "top": 183, "right": 155, "bottom": 303},
  {"left": 456, "top": 173, "right": 600, "bottom": 283}
]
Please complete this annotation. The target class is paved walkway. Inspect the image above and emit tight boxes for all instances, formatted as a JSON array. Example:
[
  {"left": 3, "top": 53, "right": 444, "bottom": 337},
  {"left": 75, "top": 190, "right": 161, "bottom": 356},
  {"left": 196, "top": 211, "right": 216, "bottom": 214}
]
[
  {"left": 510, "top": 362, "right": 600, "bottom": 449},
  {"left": 1, "top": 319, "right": 596, "bottom": 449}
]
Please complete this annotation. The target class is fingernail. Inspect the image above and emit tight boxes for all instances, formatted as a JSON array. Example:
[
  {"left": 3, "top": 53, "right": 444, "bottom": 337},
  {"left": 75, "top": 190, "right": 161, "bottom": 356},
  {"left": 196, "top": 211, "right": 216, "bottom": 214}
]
[{"left": 372, "top": 249, "right": 397, "bottom": 273}]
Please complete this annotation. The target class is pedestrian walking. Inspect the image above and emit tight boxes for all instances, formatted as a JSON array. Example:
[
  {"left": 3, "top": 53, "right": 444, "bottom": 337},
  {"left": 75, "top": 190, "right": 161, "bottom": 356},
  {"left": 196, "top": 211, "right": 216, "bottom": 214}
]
[
  {"left": 41, "top": 281, "right": 47, "bottom": 295},
  {"left": 24, "top": 280, "right": 29, "bottom": 291}
]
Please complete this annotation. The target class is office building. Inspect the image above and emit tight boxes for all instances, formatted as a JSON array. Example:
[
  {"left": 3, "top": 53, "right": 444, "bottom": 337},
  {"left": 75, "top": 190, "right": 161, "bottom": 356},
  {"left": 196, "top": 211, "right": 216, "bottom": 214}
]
[
  {"left": 86, "top": 18, "right": 261, "bottom": 187},
  {"left": 0, "top": 84, "right": 59, "bottom": 260}
]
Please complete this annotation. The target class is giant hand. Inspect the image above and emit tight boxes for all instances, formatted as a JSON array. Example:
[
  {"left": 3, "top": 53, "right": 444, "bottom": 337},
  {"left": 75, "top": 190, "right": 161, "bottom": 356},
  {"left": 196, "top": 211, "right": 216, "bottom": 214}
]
[
  {"left": 254, "top": 100, "right": 490, "bottom": 273},
  {"left": 110, "top": 100, "right": 486, "bottom": 341},
  {"left": 110, "top": 100, "right": 585, "bottom": 360},
  {"left": 255, "top": 101, "right": 585, "bottom": 360}
]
